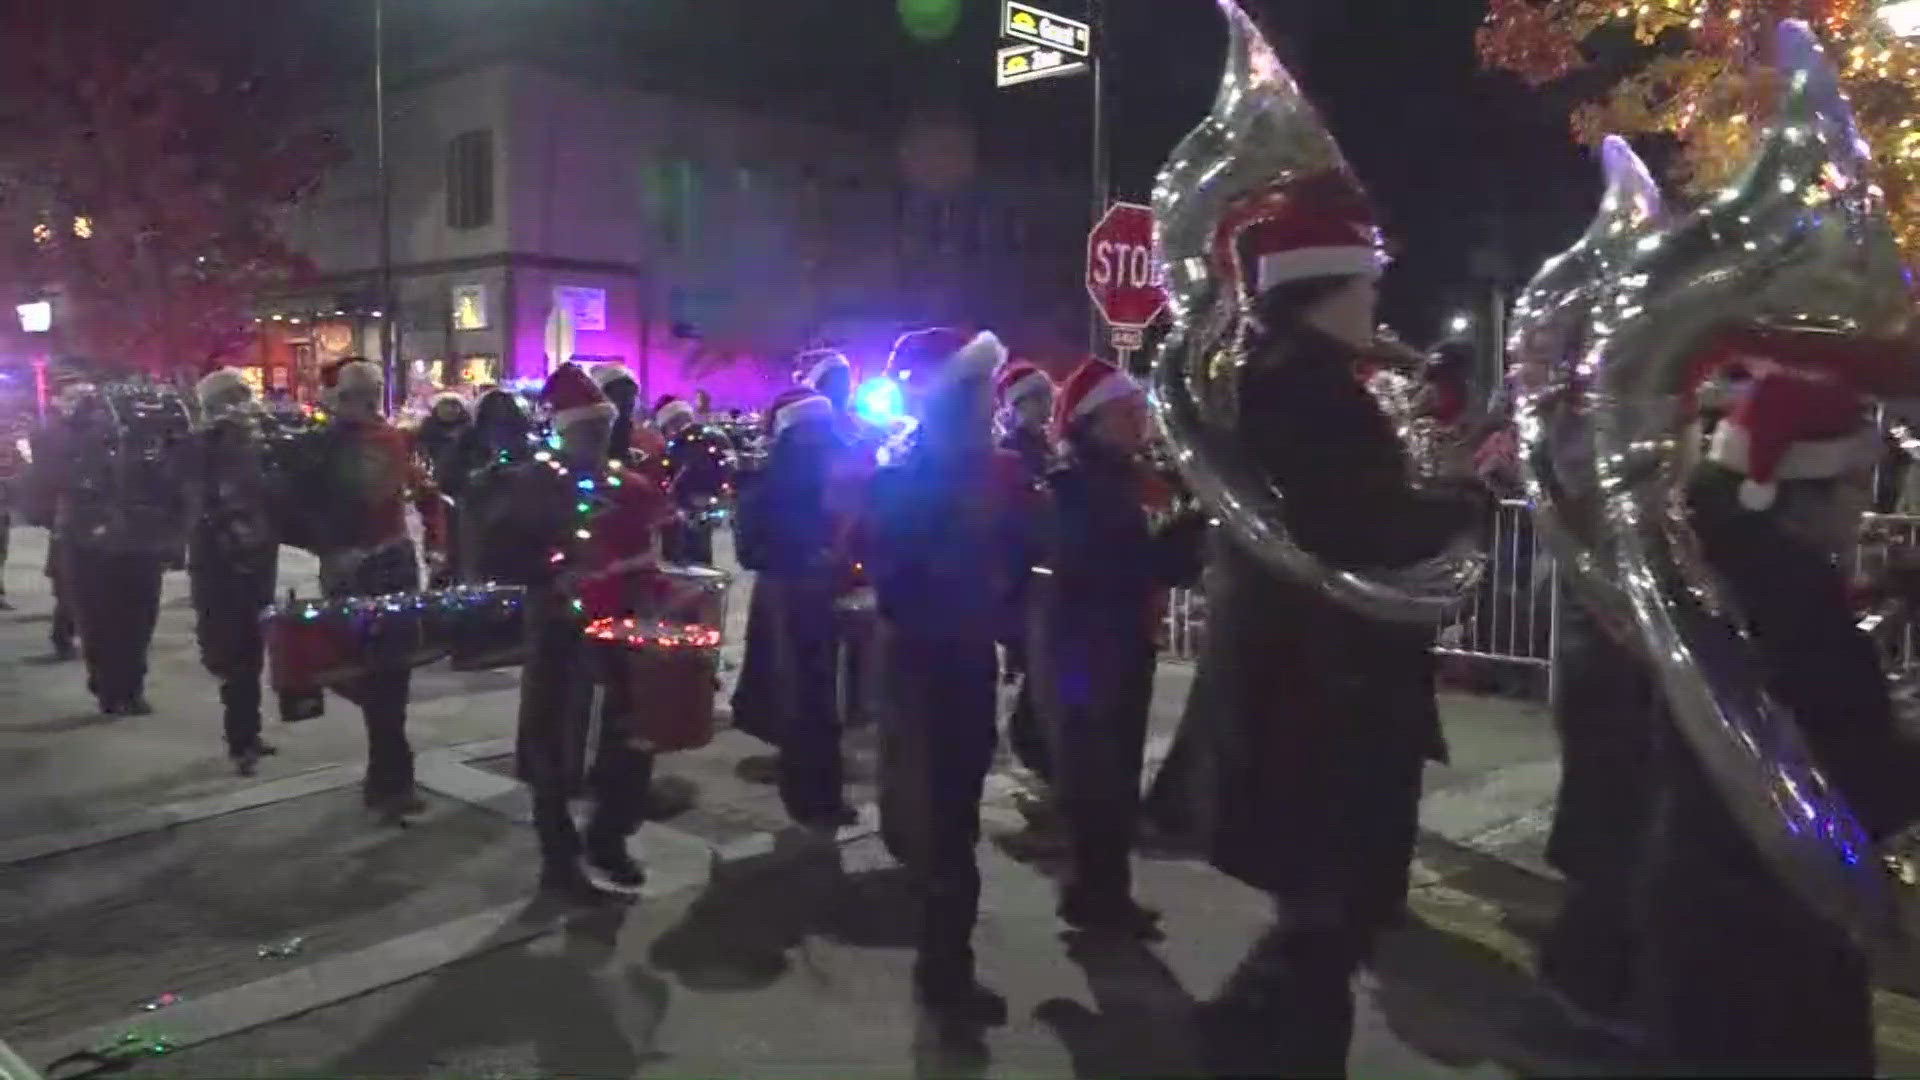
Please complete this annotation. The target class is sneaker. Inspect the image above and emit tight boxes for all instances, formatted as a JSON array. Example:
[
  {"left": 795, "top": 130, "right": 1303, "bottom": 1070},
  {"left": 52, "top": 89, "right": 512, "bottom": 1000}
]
[
  {"left": 1058, "top": 894, "right": 1165, "bottom": 940},
  {"left": 229, "top": 740, "right": 279, "bottom": 777},
  {"left": 583, "top": 846, "right": 647, "bottom": 895}
]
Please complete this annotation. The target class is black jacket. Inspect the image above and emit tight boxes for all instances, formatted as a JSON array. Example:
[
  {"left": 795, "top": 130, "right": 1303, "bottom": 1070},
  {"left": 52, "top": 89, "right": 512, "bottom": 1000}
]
[
  {"left": 866, "top": 444, "right": 1034, "bottom": 645},
  {"left": 1154, "top": 327, "right": 1483, "bottom": 920},
  {"left": 734, "top": 422, "right": 839, "bottom": 577}
]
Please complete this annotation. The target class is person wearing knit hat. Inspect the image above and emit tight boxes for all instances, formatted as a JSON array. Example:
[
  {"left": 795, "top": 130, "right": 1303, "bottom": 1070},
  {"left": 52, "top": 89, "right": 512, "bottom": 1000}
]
[
  {"left": 588, "top": 362, "right": 643, "bottom": 459},
  {"left": 729, "top": 383, "right": 855, "bottom": 827},
  {"left": 1632, "top": 337, "right": 1920, "bottom": 1074},
  {"left": 504, "top": 359, "right": 677, "bottom": 902},
  {"left": 655, "top": 396, "right": 697, "bottom": 438},
  {"left": 1146, "top": 21, "right": 1489, "bottom": 1075},
  {"left": 1031, "top": 357, "right": 1204, "bottom": 935},
  {"left": 864, "top": 324, "right": 1033, "bottom": 1025},
  {"left": 995, "top": 360, "right": 1055, "bottom": 472},
  {"left": 285, "top": 353, "right": 445, "bottom": 823},
  {"left": 186, "top": 367, "right": 281, "bottom": 774}
]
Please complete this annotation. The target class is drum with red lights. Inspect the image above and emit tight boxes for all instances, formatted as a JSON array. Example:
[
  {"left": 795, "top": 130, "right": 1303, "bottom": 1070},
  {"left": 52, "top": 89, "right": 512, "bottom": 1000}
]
[{"left": 589, "top": 618, "right": 721, "bottom": 751}]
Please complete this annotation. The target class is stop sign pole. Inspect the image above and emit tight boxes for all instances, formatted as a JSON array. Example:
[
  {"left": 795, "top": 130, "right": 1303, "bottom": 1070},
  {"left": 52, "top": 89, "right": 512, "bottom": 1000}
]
[{"left": 1086, "top": 201, "right": 1167, "bottom": 369}]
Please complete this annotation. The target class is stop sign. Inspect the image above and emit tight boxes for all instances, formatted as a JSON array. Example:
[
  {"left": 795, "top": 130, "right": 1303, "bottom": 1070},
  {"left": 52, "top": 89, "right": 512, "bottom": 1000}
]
[{"left": 1086, "top": 202, "right": 1167, "bottom": 329}]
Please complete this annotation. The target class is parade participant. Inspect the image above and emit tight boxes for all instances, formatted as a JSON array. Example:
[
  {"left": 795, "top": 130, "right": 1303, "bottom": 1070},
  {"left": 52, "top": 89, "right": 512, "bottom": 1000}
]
[
  {"left": 1031, "top": 358, "right": 1203, "bottom": 936},
  {"left": 655, "top": 395, "right": 697, "bottom": 440},
  {"left": 499, "top": 363, "right": 673, "bottom": 900},
  {"left": 186, "top": 368, "right": 281, "bottom": 775},
  {"left": 1635, "top": 357, "right": 1920, "bottom": 1074},
  {"left": 288, "top": 358, "right": 445, "bottom": 821},
  {"left": 415, "top": 391, "right": 471, "bottom": 484},
  {"left": 589, "top": 363, "right": 649, "bottom": 463},
  {"left": 994, "top": 359, "right": 1056, "bottom": 795},
  {"left": 733, "top": 386, "right": 852, "bottom": 831},
  {"left": 22, "top": 384, "right": 85, "bottom": 659},
  {"left": 56, "top": 379, "right": 194, "bottom": 716},
  {"left": 443, "top": 388, "right": 535, "bottom": 582},
  {"left": 867, "top": 328, "right": 1031, "bottom": 1028},
  {"left": 1146, "top": 8, "right": 1487, "bottom": 1071},
  {"left": 661, "top": 419, "right": 733, "bottom": 567},
  {"left": 805, "top": 348, "right": 885, "bottom": 734}
]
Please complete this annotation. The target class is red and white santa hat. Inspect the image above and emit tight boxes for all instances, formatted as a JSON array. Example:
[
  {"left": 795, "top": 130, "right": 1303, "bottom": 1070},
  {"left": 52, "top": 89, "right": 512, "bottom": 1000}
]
[
  {"left": 995, "top": 360, "right": 1053, "bottom": 410},
  {"left": 1214, "top": 169, "right": 1385, "bottom": 297},
  {"left": 1053, "top": 358, "right": 1143, "bottom": 438},
  {"left": 540, "top": 362, "right": 616, "bottom": 431},
  {"left": 797, "top": 349, "right": 852, "bottom": 389},
  {"left": 887, "top": 328, "right": 1006, "bottom": 400},
  {"left": 320, "top": 357, "right": 383, "bottom": 397},
  {"left": 1707, "top": 370, "right": 1879, "bottom": 511},
  {"left": 654, "top": 395, "right": 696, "bottom": 431},
  {"left": 588, "top": 361, "right": 636, "bottom": 392},
  {"left": 765, "top": 387, "right": 834, "bottom": 438},
  {"left": 195, "top": 367, "right": 252, "bottom": 412}
]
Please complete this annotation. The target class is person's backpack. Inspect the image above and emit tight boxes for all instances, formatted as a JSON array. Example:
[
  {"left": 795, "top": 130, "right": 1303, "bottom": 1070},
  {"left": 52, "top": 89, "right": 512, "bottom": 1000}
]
[{"left": 60, "top": 384, "right": 192, "bottom": 557}]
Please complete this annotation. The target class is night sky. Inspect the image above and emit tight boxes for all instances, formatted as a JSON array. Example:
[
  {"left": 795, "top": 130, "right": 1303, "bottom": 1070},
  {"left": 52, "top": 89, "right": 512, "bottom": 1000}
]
[{"left": 170, "top": 0, "right": 1603, "bottom": 339}]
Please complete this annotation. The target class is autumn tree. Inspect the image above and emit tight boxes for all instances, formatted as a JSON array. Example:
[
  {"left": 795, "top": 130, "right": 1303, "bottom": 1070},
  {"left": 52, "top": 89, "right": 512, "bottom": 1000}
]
[
  {"left": 0, "top": 1, "right": 342, "bottom": 375},
  {"left": 1478, "top": 1, "right": 1920, "bottom": 256}
]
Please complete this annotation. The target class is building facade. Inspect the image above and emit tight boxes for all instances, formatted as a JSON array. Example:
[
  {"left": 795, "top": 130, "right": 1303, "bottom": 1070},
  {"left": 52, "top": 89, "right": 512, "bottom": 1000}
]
[{"left": 255, "top": 61, "right": 1084, "bottom": 410}]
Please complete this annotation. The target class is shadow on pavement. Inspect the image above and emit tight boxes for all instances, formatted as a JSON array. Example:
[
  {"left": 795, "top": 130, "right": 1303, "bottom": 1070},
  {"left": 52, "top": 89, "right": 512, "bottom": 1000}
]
[
  {"left": 326, "top": 905, "right": 666, "bottom": 1080},
  {"left": 1370, "top": 914, "right": 1639, "bottom": 1078},
  {"left": 1035, "top": 930, "right": 1200, "bottom": 1079},
  {"left": 648, "top": 830, "right": 919, "bottom": 992}
]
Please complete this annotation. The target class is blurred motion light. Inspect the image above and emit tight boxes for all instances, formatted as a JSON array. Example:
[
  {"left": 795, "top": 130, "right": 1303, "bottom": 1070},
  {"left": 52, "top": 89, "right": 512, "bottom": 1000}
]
[
  {"left": 1882, "top": 1, "right": 1920, "bottom": 37},
  {"left": 855, "top": 376, "right": 905, "bottom": 425},
  {"left": 898, "top": 0, "right": 960, "bottom": 41},
  {"left": 1448, "top": 313, "right": 1473, "bottom": 335},
  {"left": 16, "top": 301, "right": 51, "bottom": 333}
]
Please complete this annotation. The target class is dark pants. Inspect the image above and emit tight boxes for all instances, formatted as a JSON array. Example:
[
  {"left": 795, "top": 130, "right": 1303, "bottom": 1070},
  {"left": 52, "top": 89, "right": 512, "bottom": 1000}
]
[
  {"left": 1052, "top": 639, "right": 1156, "bottom": 908},
  {"left": 45, "top": 531, "right": 73, "bottom": 651},
  {"left": 769, "top": 576, "right": 844, "bottom": 822},
  {"left": 663, "top": 520, "right": 715, "bottom": 567},
  {"left": 730, "top": 579, "right": 781, "bottom": 747},
  {"left": 0, "top": 508, "right": 11, "bottom": 592},
  {"left": 1206, "top": 916, "right": 1366, "bottom": 1078},
  {"left": 1002, "top": 636, "right": 1050, "bottom": 782},
  {"left": 880, "top": 632, "right": 998, "bottom": 991},
  {"left": 69, "top": 546, "right": 164, "bottom": 706},
  {"left": 323, "top": 544, "right": 420, "bottom": 798},
  {"left": 1540, "top": 591, "right": 1656, "bottom": 1018},
  {"left": 518, "top": 606, "right": 655, "bottom": 872},
  {"left": 1636, "top": 732, "right": 1875, "bottom": 1076},
  {"left": 191, "top": 544, "right": 277, "bottom": 754}
]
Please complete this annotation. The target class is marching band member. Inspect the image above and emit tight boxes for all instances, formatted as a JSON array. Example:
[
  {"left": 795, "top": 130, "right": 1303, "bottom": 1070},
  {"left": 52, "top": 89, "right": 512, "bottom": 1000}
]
[
  {"left": 866, "top": 329, "right": 1032, "bottom": 1029},
  {"left": 994, "top": 359, "right": 1057, "bottom": 799},
  {"left": 733, "top": 386, "right": 854, "bottom": 831},
  {"left": 501, "top": 364, "right": 674, "bottom": 900},
  {"left": 186, "top": 368, "right": 280, "bottom": 775},
  {"left": 289, "top": 358, "right": 446, "bottom": 822},
  {"left": 1030, "top": 358, "right": 1204, "bottom": 936}
]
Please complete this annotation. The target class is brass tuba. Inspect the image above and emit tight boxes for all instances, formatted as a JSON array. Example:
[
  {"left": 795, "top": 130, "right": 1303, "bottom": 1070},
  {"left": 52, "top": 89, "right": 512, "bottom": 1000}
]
[{"left": 1149, "top": 0, "right": 1483, "bottom": 624}]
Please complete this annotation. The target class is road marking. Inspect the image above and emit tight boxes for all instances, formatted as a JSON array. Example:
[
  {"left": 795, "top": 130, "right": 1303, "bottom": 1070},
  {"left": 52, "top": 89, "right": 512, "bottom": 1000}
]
[{"left": 0, "top": 737, "right": 519, "bottom": 867}]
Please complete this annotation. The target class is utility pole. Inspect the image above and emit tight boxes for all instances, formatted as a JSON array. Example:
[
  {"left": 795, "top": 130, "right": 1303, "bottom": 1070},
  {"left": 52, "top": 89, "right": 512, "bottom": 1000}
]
[
  {"left": 1088, "top": 0, "right": 1108, "bottom": 359},
  {"left": 375, "top": 0, "right": 397, "bottom": 412}
]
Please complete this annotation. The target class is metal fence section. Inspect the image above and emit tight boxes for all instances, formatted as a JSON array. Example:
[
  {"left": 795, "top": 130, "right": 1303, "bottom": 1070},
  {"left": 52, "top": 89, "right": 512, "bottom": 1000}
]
[
  {"left": 1435, "top": 498, "right": 1558, "bottom": 677},
  {"left": 1162, "top": 587, "right": 1205, "bottom": 662}
]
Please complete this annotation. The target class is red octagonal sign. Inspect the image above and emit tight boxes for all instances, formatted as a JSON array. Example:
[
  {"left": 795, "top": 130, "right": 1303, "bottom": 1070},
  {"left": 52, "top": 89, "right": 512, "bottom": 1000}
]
[{"left": 1086, "top": 202, "right": 1167, "bottom": 329}]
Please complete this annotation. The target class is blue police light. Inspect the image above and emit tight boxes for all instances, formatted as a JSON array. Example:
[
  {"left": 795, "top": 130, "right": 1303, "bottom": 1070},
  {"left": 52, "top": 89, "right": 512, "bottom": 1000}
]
[{"left": 854, "top": 376, "right": 904, "bottom": 425}]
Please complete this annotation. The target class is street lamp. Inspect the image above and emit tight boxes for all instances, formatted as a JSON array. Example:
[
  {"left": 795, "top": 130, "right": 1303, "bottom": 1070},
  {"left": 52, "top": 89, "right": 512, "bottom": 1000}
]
[
  {"left": 16, "top": 302, "right": 51, "bottom": 335},
  {"left": 374, "top": 0, "right": 396, "bottom": 411},
  {"left": 1448, "top": 313, "right": 1473, "bottom": 336}
]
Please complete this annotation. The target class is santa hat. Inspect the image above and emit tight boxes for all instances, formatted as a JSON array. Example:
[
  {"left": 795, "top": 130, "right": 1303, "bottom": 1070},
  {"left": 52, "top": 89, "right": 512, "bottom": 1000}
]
[
  {"left": 540, "top": 362, "right": 616, "bottom": 431},
  {"left": 588, "top": 361, "right": 636, "bottom": 392},
  {"left": 195, "top": 367, "right": 251, "bottom": 412},
  {"left": 1214, "top": 169, "right": 1385, "bottom": 296},
  {"left": 655, "top": 396, "right": 696, "bottom": 431},
  {"left": 888, "top": 329, "right": 1006, "bottom": 400},
  {"left": 995, "top": 360, "right": 1053, "bottom": 410},
  {"left": 797, "top": 349, "right": 852, "bottom": 389},
  {"left": 320, "top": 358, "right": 383, "bottom": 403},
  {"left": 1053, "top": 358, "right": 1143, "bottom": 438},
  {"left": 1707, "top": 370, "right": 1879, "bottom": 511},
  {"left": 765, "top": 387, "right": 834, "bottom": 438}
]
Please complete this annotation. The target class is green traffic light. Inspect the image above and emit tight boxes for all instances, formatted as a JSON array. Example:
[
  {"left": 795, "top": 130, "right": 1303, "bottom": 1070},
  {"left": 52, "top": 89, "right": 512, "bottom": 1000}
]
[{"left": 897, "top": 0, "right": 960, "bottom": 41}]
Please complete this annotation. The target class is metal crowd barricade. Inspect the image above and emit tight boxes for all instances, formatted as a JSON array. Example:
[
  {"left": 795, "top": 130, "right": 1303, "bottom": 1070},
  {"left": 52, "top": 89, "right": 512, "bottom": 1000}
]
[{"left": 1160, "top": 499, "right": 1561, "bottom": 691}]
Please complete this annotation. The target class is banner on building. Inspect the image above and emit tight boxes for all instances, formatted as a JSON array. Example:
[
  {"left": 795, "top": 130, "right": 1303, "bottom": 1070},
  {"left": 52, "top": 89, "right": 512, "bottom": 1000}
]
[{"left": 553, "top": 286, "right": 607, "bottom": 332}]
